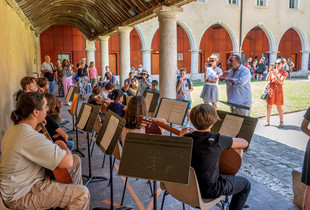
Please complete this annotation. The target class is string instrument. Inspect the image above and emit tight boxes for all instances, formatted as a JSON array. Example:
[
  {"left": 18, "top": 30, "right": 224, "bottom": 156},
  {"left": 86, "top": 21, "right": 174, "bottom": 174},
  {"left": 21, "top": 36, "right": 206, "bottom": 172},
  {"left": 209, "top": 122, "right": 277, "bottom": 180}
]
[
  {"left": 39, "top": 123, "right": 72, "bottom": 184},
  {"left": 137, "top": 115, "right": 243, "bottom": 175}
]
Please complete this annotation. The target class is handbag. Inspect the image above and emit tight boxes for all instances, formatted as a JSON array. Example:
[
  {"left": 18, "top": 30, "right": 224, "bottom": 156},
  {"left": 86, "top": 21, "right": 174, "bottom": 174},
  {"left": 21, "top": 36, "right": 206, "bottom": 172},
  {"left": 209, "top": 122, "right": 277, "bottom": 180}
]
[{"left": 260, "top": 82, "right": 270, "bottom": 100}]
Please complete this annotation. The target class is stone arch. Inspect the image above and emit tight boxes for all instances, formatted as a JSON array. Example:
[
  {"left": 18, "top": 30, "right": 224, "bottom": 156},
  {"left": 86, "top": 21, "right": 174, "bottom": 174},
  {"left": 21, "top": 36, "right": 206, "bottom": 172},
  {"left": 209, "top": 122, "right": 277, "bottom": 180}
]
[
  {"left": 133, "top": 25, "right": 147, "bottom": 50},
  {"left": 278, "top": 24, "right": 309, "bottom": 52},
  {"left": 198, "top": 20, "right": 239, "bottom": 53},
  {"left": 148, "top": 20, "right": 196, "bottom": 51},
  {"left": 242, "top": 22, "right": 276, "bottom": 52}
]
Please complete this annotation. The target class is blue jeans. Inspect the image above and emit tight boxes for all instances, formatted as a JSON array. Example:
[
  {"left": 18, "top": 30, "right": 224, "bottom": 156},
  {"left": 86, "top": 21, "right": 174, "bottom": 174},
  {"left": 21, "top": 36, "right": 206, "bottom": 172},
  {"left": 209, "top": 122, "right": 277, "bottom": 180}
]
[
  {"left": 67, "top": 140, "right": 74, "bottom": 152},
  {"left": 49, "top": 80, "right": 55, "bottom": 94}
]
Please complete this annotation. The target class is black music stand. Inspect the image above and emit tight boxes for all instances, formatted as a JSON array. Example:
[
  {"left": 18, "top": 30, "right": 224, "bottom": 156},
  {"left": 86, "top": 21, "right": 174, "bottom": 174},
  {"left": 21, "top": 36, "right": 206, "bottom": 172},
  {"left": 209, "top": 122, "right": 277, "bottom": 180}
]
[
  {"left": 218, "top": 100, "right": 250, "bottom": 110},
  {"left": 212, "top": 110, "right": 258, "bottom": 150},
  {"left": 155, "top": 98, "right": 189, "bottom": 136},
  {"left": 118, "top": 133, "right": 193, "bottom": 210},
  {"left": 94, "top": 110, "right": 132, "bottom": 210},
  {"left": 75, "top": 103, "right": 109, "bottom": 185},
  {"left": 143, "top": 90, "right": 160, "bottom": 113}
]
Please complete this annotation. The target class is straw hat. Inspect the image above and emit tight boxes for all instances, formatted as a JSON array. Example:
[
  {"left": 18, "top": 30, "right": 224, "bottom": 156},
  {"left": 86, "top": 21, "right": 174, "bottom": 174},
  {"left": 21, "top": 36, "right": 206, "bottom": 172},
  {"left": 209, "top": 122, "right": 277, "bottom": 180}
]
[{"left": 140, "top": 69, "right": 149, "bottom": 76}]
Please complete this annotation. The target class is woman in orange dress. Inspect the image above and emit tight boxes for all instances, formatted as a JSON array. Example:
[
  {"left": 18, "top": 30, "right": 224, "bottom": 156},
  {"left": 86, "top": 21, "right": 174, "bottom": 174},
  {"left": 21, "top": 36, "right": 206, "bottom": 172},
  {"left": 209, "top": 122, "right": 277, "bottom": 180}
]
[{"left": 265, "top": 58, "right": 287, "bottom": 128}]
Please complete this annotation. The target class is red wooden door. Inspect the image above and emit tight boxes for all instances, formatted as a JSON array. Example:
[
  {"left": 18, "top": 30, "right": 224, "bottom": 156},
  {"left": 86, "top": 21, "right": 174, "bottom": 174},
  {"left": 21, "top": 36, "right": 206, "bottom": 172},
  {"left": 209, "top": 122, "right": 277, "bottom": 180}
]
[
  {"left": 151, "top": 53, "right": 159, "bottom": 75},
  {"left": 109, "top": 53, "right": 117, "bottom": 75}
]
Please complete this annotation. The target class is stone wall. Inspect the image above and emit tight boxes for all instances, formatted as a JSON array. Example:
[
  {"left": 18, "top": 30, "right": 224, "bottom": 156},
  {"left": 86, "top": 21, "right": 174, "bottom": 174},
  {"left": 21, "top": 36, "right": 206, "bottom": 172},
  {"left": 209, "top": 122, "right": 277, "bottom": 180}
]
[{"left": 0, "top": 0, "right": 40, "bottom": 135}]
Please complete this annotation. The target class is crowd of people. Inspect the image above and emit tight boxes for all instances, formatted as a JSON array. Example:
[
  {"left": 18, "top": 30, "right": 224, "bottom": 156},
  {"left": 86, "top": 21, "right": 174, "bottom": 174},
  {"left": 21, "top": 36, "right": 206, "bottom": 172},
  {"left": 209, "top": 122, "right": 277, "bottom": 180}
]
[{"left": 0, "top": 51, "right": 306, "bottom": 210}]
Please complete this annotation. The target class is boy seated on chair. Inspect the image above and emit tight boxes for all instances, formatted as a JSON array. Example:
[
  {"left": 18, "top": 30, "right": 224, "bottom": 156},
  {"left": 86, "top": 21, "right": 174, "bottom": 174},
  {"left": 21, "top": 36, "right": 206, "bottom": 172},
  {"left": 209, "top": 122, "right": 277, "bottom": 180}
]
[{"left": 179, "top": 104, "right": 251, "bottom": 210}]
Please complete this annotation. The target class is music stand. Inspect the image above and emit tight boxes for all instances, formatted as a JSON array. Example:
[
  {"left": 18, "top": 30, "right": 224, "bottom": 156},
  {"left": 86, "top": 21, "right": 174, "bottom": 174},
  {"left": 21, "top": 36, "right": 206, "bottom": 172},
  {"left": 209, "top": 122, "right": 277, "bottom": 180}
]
[
  {"left": 218, "top": 100, "right": 250, "bottom": 110},
  {"left": 143, "top": 90, "right": 160, "bottom": 113},
  {"left": 75, "top": 103, "right": 109, "bottom": 185},
  {"left": 212, "top": 110, "right": 258, "bottom": 150},
  {"left": 94, "top": 110, "right": 132, "bottom": 210},
  {"left": 155, "top": 98, "right": 189, "bottom": 136},
  {"left": 66, "top": 86, "right": 79, "bottom": 102},
  {"left": 118, "top": 133, "right": 193, "bottom": 210}
]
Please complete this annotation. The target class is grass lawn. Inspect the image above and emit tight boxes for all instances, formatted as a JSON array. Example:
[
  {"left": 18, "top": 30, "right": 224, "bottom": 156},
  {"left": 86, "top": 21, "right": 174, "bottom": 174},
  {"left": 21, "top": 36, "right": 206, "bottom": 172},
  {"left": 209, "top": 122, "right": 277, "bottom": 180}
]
[{"left": 191, "top": 79, "right": 310, "bottom": 118}]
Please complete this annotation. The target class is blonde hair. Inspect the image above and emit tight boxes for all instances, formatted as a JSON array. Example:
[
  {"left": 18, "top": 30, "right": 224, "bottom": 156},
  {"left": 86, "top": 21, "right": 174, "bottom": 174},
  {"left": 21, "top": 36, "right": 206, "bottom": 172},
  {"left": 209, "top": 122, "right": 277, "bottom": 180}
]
[{"left": 208, "top": 54, "right": 219, "bottom": 62}]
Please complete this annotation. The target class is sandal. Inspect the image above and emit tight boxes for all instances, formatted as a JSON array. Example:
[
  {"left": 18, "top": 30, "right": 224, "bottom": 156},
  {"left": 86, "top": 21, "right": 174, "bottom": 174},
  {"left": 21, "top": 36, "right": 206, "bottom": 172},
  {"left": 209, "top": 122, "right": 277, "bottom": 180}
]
[
  {"left": 278, "top": 122, "right": 284, "bottom": 128},
  {"left": 264, "top": 121, "right": 270, "bottom": 127}
]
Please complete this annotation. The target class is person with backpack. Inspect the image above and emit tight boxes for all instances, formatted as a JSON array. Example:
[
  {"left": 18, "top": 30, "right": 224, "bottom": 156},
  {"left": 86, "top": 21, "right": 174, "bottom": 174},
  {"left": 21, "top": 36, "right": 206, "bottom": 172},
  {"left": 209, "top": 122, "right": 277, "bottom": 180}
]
[{"left": 176, "top": 68, "right": 194, "bottom": 126}]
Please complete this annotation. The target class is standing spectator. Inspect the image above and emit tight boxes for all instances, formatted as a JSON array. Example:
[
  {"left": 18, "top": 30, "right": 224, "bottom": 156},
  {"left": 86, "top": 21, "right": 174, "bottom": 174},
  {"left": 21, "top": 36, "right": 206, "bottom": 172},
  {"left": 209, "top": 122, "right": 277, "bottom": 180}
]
[
  {"left": 245, "top": 58, "right": 253, "bottom": 78},
  {"left": 256, "top": 58, "right": 266, "bottom": 81},
  {"left": 200, "top": 54, "right": 222, "bottom": 111},
  {"left": 130, "top": 65, "right": 135, "bottom": 73},
  {"left": 287, "top": 57, "right": 295, "bottom": 79},
  {"left": 139, "top": 69, "right": 152, "bottom": 95},
  {"left": 88, "top": 61, "right": 98, "bottom": 89},
  {"left": 264, "top": 58, "right": 287, "bottom": 128},
  {"left": 282, "top": 58, "right": 290, "bottom": 73},
  {"left": 151, "top": 80, "right": 159, "bottom": 93},
  {"left": 176, "top": 68, "right": 194, "bottom": 126},
  {"left": 104, "top": 66, "right": 110, "bottom": 81},
  {"left": 137, "top": 64, "right": 143, "bottom": 74},
  {"left": 62, "top": 59, "right": 73, "bottom": 105},
  {"left": 219, "top": 54, "right": 252, "bottom": 116},
  {"left": 106, "top": 72, "right": 119, "bottom": 86},
  {"left": 75, "top": 57, "right": 88, "bottom": 100},
  {"left": 41, "top": 55, "right": 56, "bottom": 94},
  {"left": 301, "top": 107, "right": 310, "bottom": 210},
  {"left": 55, "top": 59, "right": 64, "bottom": 97}
]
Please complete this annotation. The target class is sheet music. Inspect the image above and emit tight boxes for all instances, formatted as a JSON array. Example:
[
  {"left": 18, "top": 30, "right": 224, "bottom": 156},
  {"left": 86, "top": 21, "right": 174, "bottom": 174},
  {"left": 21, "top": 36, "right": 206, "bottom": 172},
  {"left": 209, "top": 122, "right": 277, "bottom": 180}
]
[
  {"left": 145, "top": 92, "right": 153, "bottom": 112},
  {"left": 66, "top": 86, "right": 73, "bottom": 101},
  {"left": 100, "top": 115, "right": 119, "bottom": 150},
  {"left": 156, "top": 99, "right": 174, "bottom": 121},
  {"left": 169, "top": 101, "right": 188, "bottom": 125},
  {"left": 76, "top": 104, "right": 92, "bottom": 130},
  {"left": 219, "top": 115, "right": 244, "bottom": 137}
]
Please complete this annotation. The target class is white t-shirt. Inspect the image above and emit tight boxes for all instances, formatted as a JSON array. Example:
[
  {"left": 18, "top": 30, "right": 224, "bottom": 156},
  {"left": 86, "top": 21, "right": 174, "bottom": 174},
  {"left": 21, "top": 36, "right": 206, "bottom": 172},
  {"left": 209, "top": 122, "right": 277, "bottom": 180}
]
[
  {"left": 0, "top": 123, "right": 66, "bottom": 203},
  {"left": 204, "top": 67, "right": 222, "bottom": 86}
]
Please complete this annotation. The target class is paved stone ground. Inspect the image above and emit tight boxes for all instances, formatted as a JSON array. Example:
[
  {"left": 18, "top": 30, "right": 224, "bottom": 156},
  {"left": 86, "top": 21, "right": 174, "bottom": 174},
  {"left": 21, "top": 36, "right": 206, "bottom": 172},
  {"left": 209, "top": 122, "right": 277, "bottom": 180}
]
[{"left": 58, "top": 91, "right": 307, "bottom": 210}]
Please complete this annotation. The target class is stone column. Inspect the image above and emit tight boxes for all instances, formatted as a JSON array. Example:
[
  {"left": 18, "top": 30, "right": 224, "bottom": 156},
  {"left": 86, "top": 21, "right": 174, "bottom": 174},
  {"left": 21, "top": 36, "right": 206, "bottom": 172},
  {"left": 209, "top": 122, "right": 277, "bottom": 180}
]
[
  {"left": 301, "top": 51, "right": 309, "bottom": 72},
  {"left": 190, "top": 50, "right": 200, "bottom": 74},
  {"left": 99, "top": 35, "right": 110, "bottom": 77},
  {"left": 141, "top": 49, "right": 152, "bottom": 75},
  {"left": 118, "top": 26, "right": 133, "bottom": 87},
  {"left": 269, "top": 51, "right": 278, "bottom": 66},
  {"left": 85, "top": 39, "right": 96, "bottom": 66},
  {"left": 156, "top": 6, "right": 183, "bottom": 99}
]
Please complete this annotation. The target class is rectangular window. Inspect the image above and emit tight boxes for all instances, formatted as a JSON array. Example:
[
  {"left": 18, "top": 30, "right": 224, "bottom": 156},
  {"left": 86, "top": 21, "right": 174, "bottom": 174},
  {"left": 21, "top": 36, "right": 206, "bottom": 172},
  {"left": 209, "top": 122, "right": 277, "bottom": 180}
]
[
  {"left": 289, "top": 0, "right": 297, "bottom": 9},
  {"left": 256, "top": 0, "right": 266, "bottom": 7},
  {"left": 228, "top": 0, "right": 238, "bottom": 5}
]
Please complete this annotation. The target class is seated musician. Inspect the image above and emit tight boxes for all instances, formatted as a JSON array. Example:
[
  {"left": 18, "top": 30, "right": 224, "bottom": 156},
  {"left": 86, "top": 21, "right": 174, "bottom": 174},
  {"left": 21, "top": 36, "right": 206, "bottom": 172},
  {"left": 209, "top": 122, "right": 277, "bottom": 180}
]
[
  {"left": 43, "top": 93, "right": 75, "bottom": 152},
  {"left": 102, "top": 82, "right": 115, "bottom": 99},
  {"left": 0, "top": 92, "right": 89, "bottom": 209},
  {"left": 15, "top": 76, "right": 37, "bottom": 102},
  {"left": 36, "top": 77, "right": 49, "bottom": 93},
  {"left": 88, "top": 85, "right": 103, "bottom": 106},
  {"left": 107, "top": 89, "right": 127, "bottom": 118},
  {"left": 179, "top": 104, "right": 250, "bottom": 210},
  {"left": 122, "top": 96, "right": 166, "bottom": 145}
]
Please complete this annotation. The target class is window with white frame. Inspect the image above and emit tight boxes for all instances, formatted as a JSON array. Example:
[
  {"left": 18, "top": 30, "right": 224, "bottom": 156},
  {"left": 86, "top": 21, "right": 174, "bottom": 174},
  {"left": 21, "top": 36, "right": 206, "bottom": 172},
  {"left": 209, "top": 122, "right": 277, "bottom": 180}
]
[
  {"left": 256, "top": 0, "right": 266, "bottom": 7},
  {"left": 228, "top": 0, "right": 238, "bottom": 5},
  {"left": 289, "top": 0, "right": 297, "bottom": 9}
]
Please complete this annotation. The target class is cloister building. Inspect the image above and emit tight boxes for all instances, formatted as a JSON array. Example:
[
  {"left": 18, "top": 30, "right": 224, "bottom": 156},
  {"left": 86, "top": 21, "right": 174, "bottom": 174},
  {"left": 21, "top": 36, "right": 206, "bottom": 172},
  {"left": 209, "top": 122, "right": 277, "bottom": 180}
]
[{"left": 1, "top": 0, "right": 310, "bottom": 130}]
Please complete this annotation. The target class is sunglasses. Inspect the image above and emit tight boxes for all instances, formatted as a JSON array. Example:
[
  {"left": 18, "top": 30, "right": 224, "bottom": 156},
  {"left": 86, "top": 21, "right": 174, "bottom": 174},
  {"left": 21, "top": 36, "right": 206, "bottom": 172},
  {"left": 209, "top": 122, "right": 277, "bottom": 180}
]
[
  {"left": 209, "top": 60, "right": 215, "bottom": 62},
  {"left": 275, "top": 63, "right": 281, "bottom": 65}
]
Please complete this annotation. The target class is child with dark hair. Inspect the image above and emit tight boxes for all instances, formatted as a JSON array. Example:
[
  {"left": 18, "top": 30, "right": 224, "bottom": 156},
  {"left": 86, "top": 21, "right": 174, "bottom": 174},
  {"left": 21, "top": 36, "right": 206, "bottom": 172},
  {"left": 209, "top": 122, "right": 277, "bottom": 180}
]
[
  {"left": 88, "top": 86, "right": 103, "bottom": 106},
  {"left": 179, "top": 104, "right": 250, "bottom": 210},
  {"left": 102, "top": 82, "right": 115, "bottom": 99},
  {"left": 107, "top": 89, "right": 127, "bottom": 117},
  {"left": 43, "top": 93, "right": 74, "bottom": 151},
  {"left": 151, "top": 80, "right": 159, "bottom": 93}
]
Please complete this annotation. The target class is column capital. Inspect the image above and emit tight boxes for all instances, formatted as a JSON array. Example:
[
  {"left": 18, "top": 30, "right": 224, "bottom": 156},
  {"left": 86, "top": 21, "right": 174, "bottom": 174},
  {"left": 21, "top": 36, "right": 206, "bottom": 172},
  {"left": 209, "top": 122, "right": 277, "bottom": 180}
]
[
  {"left": 85, "top": 39, "right": 96, "bottom": 51},
  {"left": 155, "top": 6, "right": 183, "bottom": 21},
  {"left": 117, "top": 26, "right": 133, "bottom": 34},
  {"left": 99, "top": 35, "right": 110, "bottom": 41},
  {"left": 141, "top": 49, "right": 153, "bottom": 53},
  {"left": 267, "top": 51, "right": 279, "bottom": 54},
  {"left": 301, "top": 51, "right": 310, "bottom": 53}
]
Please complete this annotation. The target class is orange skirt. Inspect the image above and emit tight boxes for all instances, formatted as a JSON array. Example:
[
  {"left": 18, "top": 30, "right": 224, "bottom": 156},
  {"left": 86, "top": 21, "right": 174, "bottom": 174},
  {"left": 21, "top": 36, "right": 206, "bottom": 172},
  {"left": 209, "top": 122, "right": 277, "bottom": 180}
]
[{"left": 267, "top": 83, "right": 284, "bottom": 105}]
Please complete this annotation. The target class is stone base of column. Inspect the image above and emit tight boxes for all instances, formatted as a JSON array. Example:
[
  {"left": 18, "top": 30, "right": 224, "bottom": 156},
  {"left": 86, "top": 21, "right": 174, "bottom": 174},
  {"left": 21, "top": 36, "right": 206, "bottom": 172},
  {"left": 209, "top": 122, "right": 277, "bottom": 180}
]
[{"left": 292, "top": 69, "right": 310, "bottom": 77}]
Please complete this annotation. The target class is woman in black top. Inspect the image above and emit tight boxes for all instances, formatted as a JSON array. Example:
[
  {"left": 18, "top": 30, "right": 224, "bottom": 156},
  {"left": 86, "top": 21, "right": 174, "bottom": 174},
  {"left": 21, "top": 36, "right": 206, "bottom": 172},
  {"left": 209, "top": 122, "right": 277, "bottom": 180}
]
[
  {"left": 76, "top": 57, "right": 89, "bottom": 100},
  {"left": 180, "top": 104, "right": 250, "bottom": 210}
]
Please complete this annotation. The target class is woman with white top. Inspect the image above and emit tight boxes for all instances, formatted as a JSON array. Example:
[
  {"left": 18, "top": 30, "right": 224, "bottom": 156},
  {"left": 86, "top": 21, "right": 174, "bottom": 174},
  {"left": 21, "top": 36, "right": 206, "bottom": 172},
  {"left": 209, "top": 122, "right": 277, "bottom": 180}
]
[{"left": 200, "top": 54, "right": 222, "bottom": 111}]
